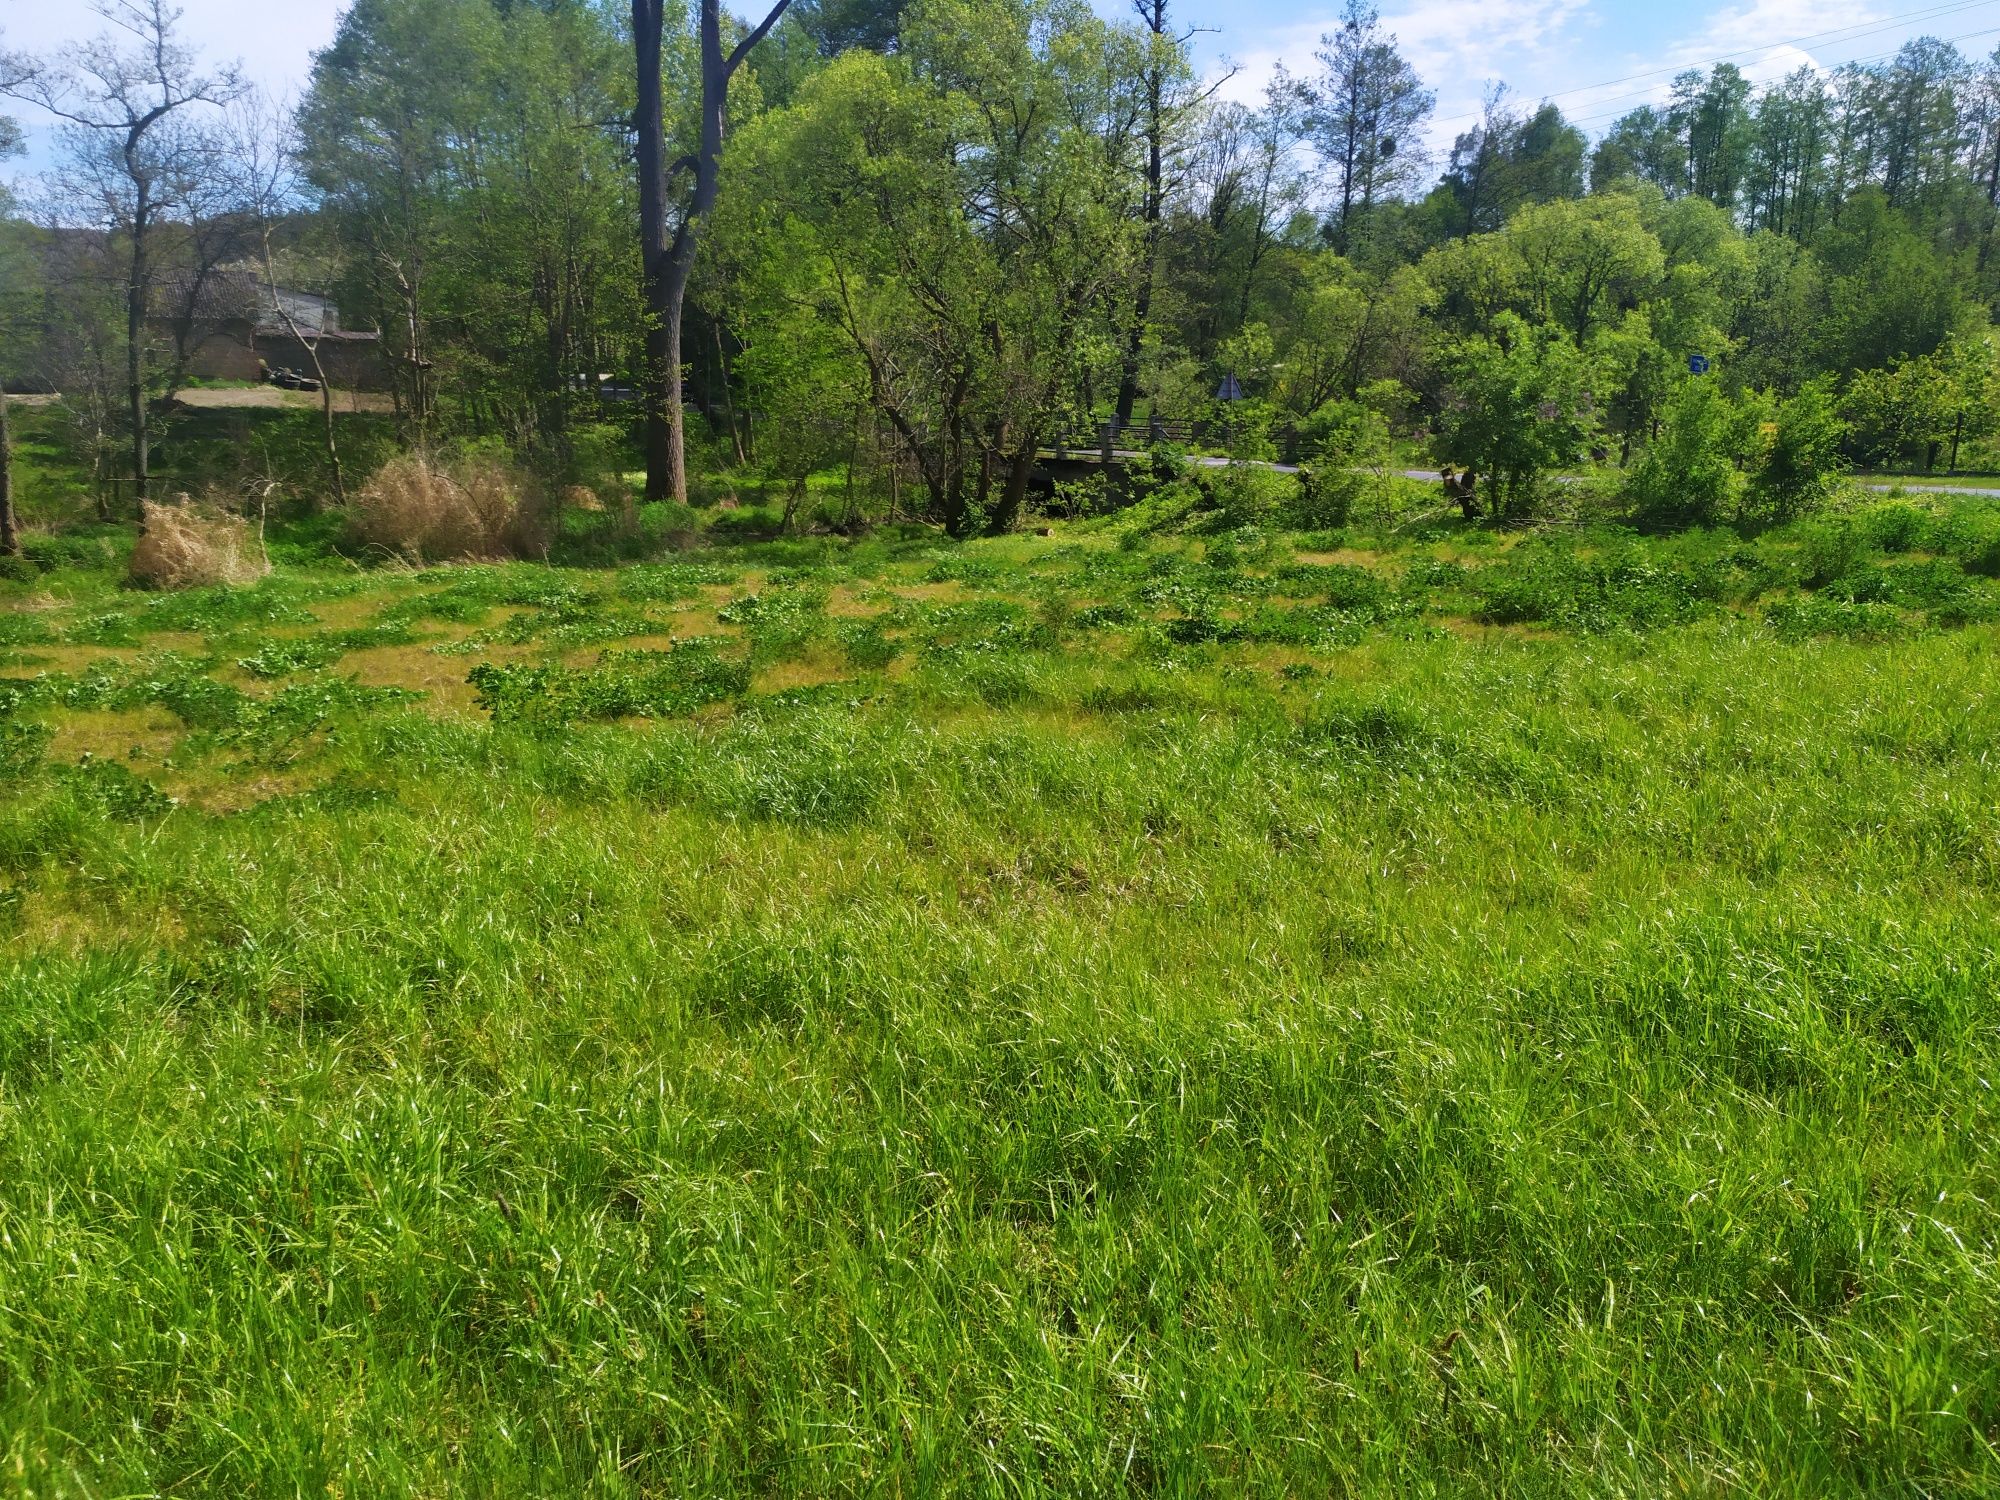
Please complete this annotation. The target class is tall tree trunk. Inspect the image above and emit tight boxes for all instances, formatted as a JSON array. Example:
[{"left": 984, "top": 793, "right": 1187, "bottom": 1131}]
[
  {"left": 634, "top": 0, "right": 673, "bottom": 499},
  {"left": 659, "top": 248, "right": 691, "bottom": 502},
  {"left": 0, "top": 383, "right": 16, "bottom": 556},
  {"left": 1115, "top": 14, "right": 1168, "bottom": 429},
  {"left": 988, "top": 437, "right": 1036, "bottom": 535},
  {"left": 126, "top": 178, "right": 151, "bottom": 509},
  {"left": 634, "top": 0, "right": 792, "bottom": 505},
  {"left": 712, "top": 319, "right": 748, "bottom": 465}
]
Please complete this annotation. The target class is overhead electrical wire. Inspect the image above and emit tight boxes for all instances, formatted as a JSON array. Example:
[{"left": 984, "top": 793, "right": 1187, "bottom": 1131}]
[
  {"left": 1425, "top": 0, "right": 2000, "bottom": 131},
  {"left": 1556, "top": 21, "right": 2000, "bottom": 133}
]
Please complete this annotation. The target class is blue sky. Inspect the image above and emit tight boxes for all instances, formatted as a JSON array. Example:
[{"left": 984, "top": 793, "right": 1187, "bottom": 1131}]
[{"left": 4, "top": 0, "right": 1999, "bottom": 179}]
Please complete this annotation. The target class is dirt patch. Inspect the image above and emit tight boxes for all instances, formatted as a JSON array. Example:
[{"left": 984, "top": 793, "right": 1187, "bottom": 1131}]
[
  {"left": 46, "top": 707, "right": 185, "bottom": 765},
  {"left": 825, "top": 586, "right": 887, "bottom": 619},
  {"left": 340, "top": 641, "right": 532, "bottom": 712},
  {"left": 751, "top": 652, "right": 853, "bottom": 696},
  {"left": 1291, "top": 548, "right": 1384, "bottom": 569},
  {"left": 0, "top": 643, "right": 132, "bottom": 673},
  {"left": 173, "top": 386, "right": 395, "bottom": 414}
]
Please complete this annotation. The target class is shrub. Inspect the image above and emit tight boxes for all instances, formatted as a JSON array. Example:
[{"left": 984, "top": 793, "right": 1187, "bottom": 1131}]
[
  {"left": 1746, "top": 383, "right": 1848, "bottom": 521},
  {"left": 349, "top": 455, "right": 552, "bottom": 563},
  {"left": 1286, "top": 464, "right": 1358, "bottom": 529},
  {"left": 0, "top": 720, "right": 50, "bottom": 777},
  {"left": 1431, "top": 312, "right": 1593, "bottom": 518},
  {"left": 1765, "top": 596, "right": 1903, "bottom": 641},
  {"left": 1626, "top": 379, "right": 1743, "bottom": 525},
  {"left": 1116, "top": 443, "right": 1192, "bottom": 503},
  {"left": 128, "top": 498, "right": 271, "bottom": 591},
  {"left": 1049, "top": 470, "right": 1114, "bottom": 518},
  {"left": 1291, "top": 397, "right": 1398, "bottom": 527},
  {"left": 53, "top": 760, "right": 176, "bottom": 820},
  {"left": 1194, "top": 463, "right": 1292, "bottom": 530},
  {"left": 838, "top": 621, "right": 900, "bottom": 669},
  {"left": 1859, "top": 503, "right": 1927, "bottom": 553}
]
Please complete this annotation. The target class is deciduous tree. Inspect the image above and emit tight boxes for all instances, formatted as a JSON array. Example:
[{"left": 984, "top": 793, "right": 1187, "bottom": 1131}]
[
  {"left": 1306, "top": 1, "right": 1432, "bottom": 254},
  {"left": 2, "top": 0, "right": 245, "bottom": 506},
  {"left": 634, "top": 0, "right": 794, "bottom": 505}
]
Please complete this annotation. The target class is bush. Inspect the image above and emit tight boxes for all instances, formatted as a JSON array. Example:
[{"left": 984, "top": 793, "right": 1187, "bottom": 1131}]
[
  {"left": 1765, "top": 596, "right": 1903, "bottom": 641},
  {"left": 128, "top": 498, "right": 271, "bottom": 590},
  {"left": 1626, "top": 379, "right": 1743, "bottom": 525},
  {"left": 1116, "top": 443, "right": 1192, "bottom": 504},
  {"left": 1193, "top": 463, "right": 1292, "bottom": 530},
  {"left": 1746, "top": 383, "right": 1848, "bottom": 522},
  {"left": 1431, "top": 312, "right": 1592, "bottom": 518},
  {"left": 349, "top": 455, "right": 553, "bottom": 563},
  {"left": 1286, "top": 464, "right": 1359, "bottom": 529}
]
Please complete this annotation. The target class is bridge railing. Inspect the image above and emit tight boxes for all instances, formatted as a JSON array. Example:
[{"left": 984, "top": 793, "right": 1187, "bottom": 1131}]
[
  {"left": 1043, "top": 416, "right": 1303, "bottom": 463},
  {"left": 1044, "top": 416, "right": 1195, "bottom": 459}
]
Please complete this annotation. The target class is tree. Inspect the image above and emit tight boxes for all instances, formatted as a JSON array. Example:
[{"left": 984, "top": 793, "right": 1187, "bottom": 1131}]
[
  {"left": 228, "top": 93, "right": 346, "bottom": 506},
  {"left": 1670, "top": 64, "right": 1753, "bottom": 211},
  {"left": 1264, "top": 253, "right": 1423, "bottom": 416},
  {"left": 2, "top": 1, "right": 244, "bottom": 507},
  {"left": 301, "top": 0, "right": 635, "bottom": 453},
  {"left": 634, "top": 0, "right": 795, "bottom": 506},
  {"left": 1111, "top": 0, "right": 1204, "bottom": 429},
  {"left": 1815, "top": 189, "right": 1967, "bottom": 371},
  {"left": 791, "top": 0, "right": 906, "bottom": 54},
  {"left": 1590, "top": 107, "right": 1684, "bottom": 196},
  {"left": 1306, "top": 0, "right": 1432, "bottom": 254},
  {"left": 1966, "top": 46, "right": 2000, "bottom": 207},
  {"left": 1842, "top": 338, "right": 1997, "bottom": 472},
  {"left": 1626, "top": 375, "right": 1744, "bottom": 524},
  {"left": 1875, "top": 38, "right": 1968, "bottom": 216},
  {"left": 728, "top": 0, "right": 1142, "bottom": 534},
  {"left": 1747, "top": 379, "right": 1847, "bottom": 518},
  {"left": 1431, "top": 311, "right": 1593, "bottom": 515},
  {"left": 1745, "top": 68, "right": 1832, "bottom": 240},
  {"left": 1171, "top": 81, "right": 1308, "bottom": 358},
  {"left": 1434, "top": 88, "right": 1586, "bottom": 239},
  {"left": 0, "top": 41, "right": 25, "bottom": 555}
]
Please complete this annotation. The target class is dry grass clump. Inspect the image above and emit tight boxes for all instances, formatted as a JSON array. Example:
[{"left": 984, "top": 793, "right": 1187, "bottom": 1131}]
[
  {"left": 128, "top": 497, "right": 271, "bottom": 590},
  {"left": 350, "top": 454, "right": 552, "bottom": 563}
]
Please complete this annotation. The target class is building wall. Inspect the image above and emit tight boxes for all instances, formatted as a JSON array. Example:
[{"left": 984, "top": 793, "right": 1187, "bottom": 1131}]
[
  {"left": 171, "top": 321, "right": 392, "bottom": 392},
  {"left": 259, "top": 336, "right": 392, "bottom": 392},
  {"left": 181, "top": 327, "right": 266, "bottom": 383}
]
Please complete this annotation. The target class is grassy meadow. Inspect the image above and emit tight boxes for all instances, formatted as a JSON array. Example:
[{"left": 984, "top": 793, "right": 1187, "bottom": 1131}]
[{"left": 3, "top": 422, "right": 2000, "bottom": 1494}]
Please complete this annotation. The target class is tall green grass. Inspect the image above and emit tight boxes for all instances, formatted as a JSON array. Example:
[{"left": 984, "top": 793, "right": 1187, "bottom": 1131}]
[{"left": 2, "top": 494, "right": 1999, "bottom": 1494}]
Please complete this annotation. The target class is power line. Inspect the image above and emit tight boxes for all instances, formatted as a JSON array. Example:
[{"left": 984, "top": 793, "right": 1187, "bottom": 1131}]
[
  {"left": 1558, "top": 21, "right": 2000, "bottom": 132},
  {"left": 1428, "top": 0, "right": 1999, "bottom": 131}
]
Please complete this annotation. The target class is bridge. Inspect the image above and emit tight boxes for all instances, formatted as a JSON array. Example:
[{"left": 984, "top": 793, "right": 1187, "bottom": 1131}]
[{"left": 1036, "top": 417, "right": 1301, "bottom": 485}]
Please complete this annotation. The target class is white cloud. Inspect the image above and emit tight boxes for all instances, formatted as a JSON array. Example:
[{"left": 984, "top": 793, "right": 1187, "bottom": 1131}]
[
  {"left": 1548, "top": 0, "right": 1894, "bottom": 134},
  {"left": 1208, "top": 0, "right": 1600, "bottom": 157},
  {"left": 1207, "top": 0, "right": 1957, "bottom": 163}
]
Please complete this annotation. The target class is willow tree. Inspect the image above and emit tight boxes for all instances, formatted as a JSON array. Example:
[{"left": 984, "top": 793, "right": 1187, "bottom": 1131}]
[{"left": 633, "top": 0, "right": 793, "bottom": 505}]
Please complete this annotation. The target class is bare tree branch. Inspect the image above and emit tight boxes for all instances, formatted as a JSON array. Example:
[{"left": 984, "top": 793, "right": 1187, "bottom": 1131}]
[
  {"left": 725, "top": 2, "right": 794, "bottom": 80},
  {"left": 0, "top": 1, "right": 247, "bottom": 506}
]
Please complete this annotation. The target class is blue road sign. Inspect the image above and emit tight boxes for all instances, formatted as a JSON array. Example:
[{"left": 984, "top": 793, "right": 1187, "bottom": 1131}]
[{"left": 1688, "top": 354, "right": 1711, "bottom": 375}]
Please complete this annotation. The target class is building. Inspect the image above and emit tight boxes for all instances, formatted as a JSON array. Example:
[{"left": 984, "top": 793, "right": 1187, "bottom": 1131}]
[{"left": 158, "top": 268, "right": 390, "bottom": 392}]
